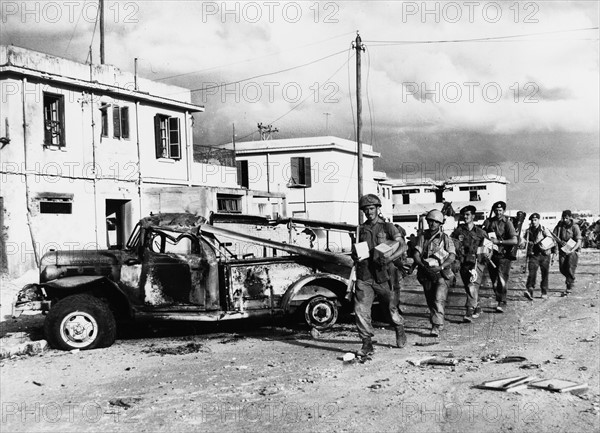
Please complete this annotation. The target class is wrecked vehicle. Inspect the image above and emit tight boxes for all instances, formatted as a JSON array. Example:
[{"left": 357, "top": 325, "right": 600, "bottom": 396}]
[{"left": 13, "top": 213, "right": 355, "bottom": 351}]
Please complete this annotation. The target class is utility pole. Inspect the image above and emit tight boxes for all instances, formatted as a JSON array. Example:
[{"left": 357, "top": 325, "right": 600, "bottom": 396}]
[
  {"left": 257, "top": 123, "right": 279, "bottom": 140},
  {"left": 323, "top": 112, "right": 331, "bottom": 135},
  {"left": 353, "top": 32, "right": 365, "bottom": 223},
  {"left": 100, "top": 0, "right": 105, "bottom": 64}
]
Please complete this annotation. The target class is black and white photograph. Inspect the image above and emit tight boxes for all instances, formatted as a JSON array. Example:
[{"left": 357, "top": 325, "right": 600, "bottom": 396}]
[{"left": 0, "top": 1, "right": 599, "bottom": 431}]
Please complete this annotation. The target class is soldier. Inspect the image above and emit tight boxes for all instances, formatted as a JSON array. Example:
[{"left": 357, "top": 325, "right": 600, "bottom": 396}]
[
  {"left": 482, "top": 201, "right": 518, "bottom": 313},
  {"left": 452, "top": 205, "right": 487, "bottom": 322},
  {"left": 553, "top": 210, "right": 583, "bottom": 296},
  {"left": 352, "top": 194, "right": 406, "bottom": 357},
  {"left": 413, "top": 209, "right": 456, "bottom": 336},
  {"left": 523, "top": 213, "right": 554, "bottom": 300}
]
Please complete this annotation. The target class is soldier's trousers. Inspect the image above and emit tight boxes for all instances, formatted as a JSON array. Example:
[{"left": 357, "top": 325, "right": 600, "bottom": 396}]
[
  {"left": 459, "top": 262, "right": 484, "bottom": 310},
  {"left": 417, "top": 271, "right": 448, "bottom": 326},
  {"left": 559, "top": 252, "right": 579, "bottom": 291},
  {"left": 488, "top": 254, "right": 512, "bottom": 303},
  {"left": 354, "top": 279, "right": 403, "bottom": 340},
  {"left": 526, "top": 255, "right": 550, "bottom": 294}
]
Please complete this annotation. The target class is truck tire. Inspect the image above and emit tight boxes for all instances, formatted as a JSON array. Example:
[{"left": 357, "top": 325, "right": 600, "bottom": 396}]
[
  {"left": 44, "top": 294, "right": 117, "bottom": 350},
  {"left": 304, "top": 295, "right": 338, "bottom": 330}
]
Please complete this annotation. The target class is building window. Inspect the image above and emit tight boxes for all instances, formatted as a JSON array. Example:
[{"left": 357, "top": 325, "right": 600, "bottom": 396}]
[
  {"left": 217, "top": 194, "right": 242, "bottom": 213},
  {"left": 43, "top": 93, "right": 65, "bottom": 147},
  {"left": 236, "top": 160, "right": 249, "bottom": 188},
  {"left": 289, "top": 157, "right": 311, "bottom": 187},
  {"left": 39, "top": 196, "right": 73, "bottom": 214},
  {"left": 393, "top": 215, "right": 419, "bottom": 223},
  {"left": 459, "top": 185, "right": 487, "bottom": 191},
  {"left": 403, "top": 194, "right": 410, "bottom": 205},
  {"left": 113, "top": 105, "right": 130, "bottom": 139},
  {"left": 469, "top": 191, "right": 482, "bottom": 201},
  {"left": 154, "top": 114, "right": 181, "bottom": 159},
  {"left": 100, "top": 104, "right": 109, "bottom": 137}
]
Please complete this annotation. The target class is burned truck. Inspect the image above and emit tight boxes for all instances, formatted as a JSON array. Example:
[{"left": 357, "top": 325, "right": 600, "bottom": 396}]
[{"left": 13, "top": 213, "right": 355, "bottom": 351}]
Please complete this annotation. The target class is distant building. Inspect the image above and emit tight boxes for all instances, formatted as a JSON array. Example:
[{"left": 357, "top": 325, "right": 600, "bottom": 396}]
[
  {"left": 390, "top": 175, "right": 509, "bottom": 235},
  {"left": 0, "top": 45, "right": 283, "bottom": 276}
]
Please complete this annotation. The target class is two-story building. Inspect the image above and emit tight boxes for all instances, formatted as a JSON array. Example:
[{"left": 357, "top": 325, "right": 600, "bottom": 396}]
[
  {"left": 229, "top": 136, "right": 388, "bottom": 225},
  {"left": 0, "top": 45, "right": 284, "bottom": 276}
]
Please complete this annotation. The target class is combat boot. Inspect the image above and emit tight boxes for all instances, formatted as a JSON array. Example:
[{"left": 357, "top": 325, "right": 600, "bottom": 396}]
[
  {"left": 395, "top": 325, "right": 407, "bottom": 348},
  {"left": 357, "top": 337, "right": 374, "bottom": 357}
]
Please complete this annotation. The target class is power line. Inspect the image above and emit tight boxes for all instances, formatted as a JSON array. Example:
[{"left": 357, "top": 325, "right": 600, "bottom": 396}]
[
  {"left": 364, "top": 26, "right": 599, "bottom": 46},
  {"left": 155, "top": 31, "right": 355, "bottom": 81},
  {"left": 224, "top": 53, "right": 355, "bottom": 144},
  {"left": 189, "top": 49, "right": 348, "bottom": 93}
]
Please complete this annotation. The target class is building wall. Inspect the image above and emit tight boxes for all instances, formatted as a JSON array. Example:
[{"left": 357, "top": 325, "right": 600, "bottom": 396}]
[
  {"left": 0, "top": 47, "right": 270, "bottom": 277},
  {"left": 238, "top": 148, "right": 378, "bottom": 225}
]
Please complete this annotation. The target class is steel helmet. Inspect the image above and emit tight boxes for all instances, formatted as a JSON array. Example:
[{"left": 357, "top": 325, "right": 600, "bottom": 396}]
[
  {"left": 359, "top": 194, "right": 381, "bottom": 209},
  {"left": 426, "top": 209, "right": 444, "bottom": 224}
]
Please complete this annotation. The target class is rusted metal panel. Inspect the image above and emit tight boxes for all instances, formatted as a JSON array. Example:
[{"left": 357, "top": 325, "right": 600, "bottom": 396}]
[{"left": 229, "top": 262, "right": 313, "bottom": 311}]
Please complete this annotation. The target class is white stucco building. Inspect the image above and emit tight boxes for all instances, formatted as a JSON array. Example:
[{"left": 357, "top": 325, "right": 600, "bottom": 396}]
[
  {"left": 390, "top": 175, "right": 509, "bottom": 235},
  {"left": 0, "top": 45, "right": 283, "bottom": 276},
  {"left": 229, "top": 136, "right": 388, "bottom": 225}
]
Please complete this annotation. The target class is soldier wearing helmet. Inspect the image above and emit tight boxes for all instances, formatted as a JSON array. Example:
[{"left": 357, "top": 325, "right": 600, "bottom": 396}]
[
  {"left": 482, "top": 201, "right": 518, "bottom": 313},
  {"left": 413, "top": 209, "right": 456, "bottom": 336},
  {"left": 451, "top": 205, "right": 488, "bottom": 322},
  {"left": 352, "top": 194, "right": 406, "bottom": 357}
]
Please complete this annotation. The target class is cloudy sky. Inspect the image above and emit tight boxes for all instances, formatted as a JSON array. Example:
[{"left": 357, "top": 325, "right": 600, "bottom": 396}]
[{"left": 2, "top": 1, "right": 598, "bottom": 213}]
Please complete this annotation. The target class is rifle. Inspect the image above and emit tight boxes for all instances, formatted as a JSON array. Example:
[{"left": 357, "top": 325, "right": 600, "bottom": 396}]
[{"left": 507, "top": 211, "right": 526, "bottom": 260}]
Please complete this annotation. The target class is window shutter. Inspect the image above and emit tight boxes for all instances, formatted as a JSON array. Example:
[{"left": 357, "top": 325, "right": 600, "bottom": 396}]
[
  {"left": 154, "top": 115, "right": 163, "bottom": 158},
  {"left": 290, "top": 157, "right": 300, "bottom": 185},
  {"left": 302, "top": 157, "right": 311, "bottom": 187},
  {"left": 113, "top": 105, "right": 121, "bottom": 138},
  {"left": 121, "top": 107, "right": 129, "bottom": 139},
  {"left": 58, "top": 95, "right": 65, "bottom": 147},
  {"left": 169, "top": 117, "right": 180, "bottom": 159},
  {"left": 236, "top": 160, "right": 249, "bottom": 188}
]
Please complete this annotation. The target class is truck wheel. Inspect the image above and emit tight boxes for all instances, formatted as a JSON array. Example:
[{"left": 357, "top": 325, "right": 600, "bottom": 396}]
[
  {"left": 304, "top": 295, "right": 338, "bottom": 330},
  {"left": 44, "top": 294, "right": 116, "bottom": 350}
]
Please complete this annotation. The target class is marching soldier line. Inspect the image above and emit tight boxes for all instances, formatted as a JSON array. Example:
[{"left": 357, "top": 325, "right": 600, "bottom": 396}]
[{"left": 351, "top": 195, "right": 583, "bottom": 357}]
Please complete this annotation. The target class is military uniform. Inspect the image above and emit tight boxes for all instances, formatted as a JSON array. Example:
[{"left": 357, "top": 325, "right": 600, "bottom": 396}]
[
  {"left": 452, "top": 223, "right": 487, "bottom": 316},
  {"left": 524, "top": 222, "right": 553, "bottom": 297},
  {"left": 354, "top": 220, "right": 404, "bottom": 341},
  {"left": 553, "top": 219, "right": 582, "bottom": 293},
  {"left": 415, "top": 228, "right": 456, "bottom": 327},
  {"left": 482, "top": 215, "right": 517, "bottom": 307}
]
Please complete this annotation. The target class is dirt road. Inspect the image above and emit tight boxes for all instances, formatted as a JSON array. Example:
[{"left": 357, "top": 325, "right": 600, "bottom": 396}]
[{"left": 1, "top": 251, "right": 599, "bottom": 432}]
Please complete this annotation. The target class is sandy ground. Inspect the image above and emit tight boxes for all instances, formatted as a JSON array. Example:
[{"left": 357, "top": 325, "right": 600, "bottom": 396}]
[{"left": 0, "top": 251, "right": 599, "bottom": 432}]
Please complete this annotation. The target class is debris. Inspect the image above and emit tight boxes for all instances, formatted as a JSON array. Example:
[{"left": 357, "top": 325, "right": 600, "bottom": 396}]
[
  {"left": 32, "top": 381, "right": 42, "bottom": 386},
  {"left": 520, "top": 363, "right": 542, "bottom": 370},
  {"left": 142, "top": 342, "right": 206, "bottom": 355},
  {"left": 342, "top": 353, "right": 356, "bottom": 362},
  {"left": 310, "top": 328, "right": 322, "bottom": 339},
  {"left": 408, "top": 357, "right": 458, "bottom": 367},
  {"left": 109, "top": 397, "right": 142, "bottom": 409},
  {"left": 475, "top": 375, "right": 537, "bottom": 392},
  {"left": 70, "top": 349, "right": 80, "bottom": 354},
  {"left": 528, "top": 379, "right": 588, "bottom": 394},
  {"left": 496, "top": 356, "right": 527, "bottom": 363},
  {"left": 414, "top": 341, "right": 439, "bottom": 347}
]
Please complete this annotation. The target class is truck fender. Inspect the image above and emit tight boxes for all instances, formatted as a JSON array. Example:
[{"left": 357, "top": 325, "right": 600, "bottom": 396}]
[
  {"left": 42, "top": 276, "right": 132, "bottom": 317},
  {"left": 281, "top": 273, "right": 347, "bottom": 313}
]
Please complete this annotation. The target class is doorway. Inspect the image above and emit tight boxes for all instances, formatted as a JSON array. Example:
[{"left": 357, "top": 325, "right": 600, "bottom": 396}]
[{"left": 105, "top": 199, "right": 132, "bottom": 249}]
